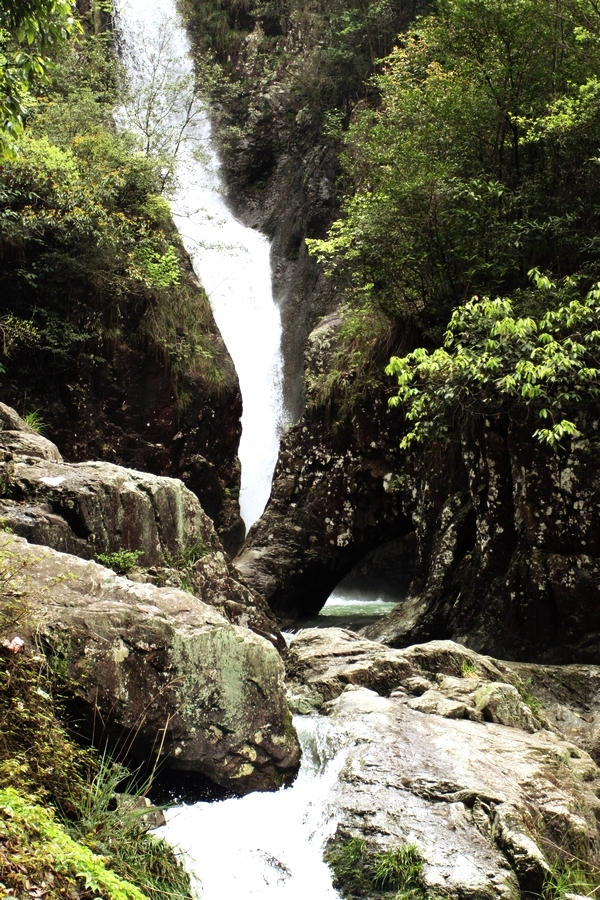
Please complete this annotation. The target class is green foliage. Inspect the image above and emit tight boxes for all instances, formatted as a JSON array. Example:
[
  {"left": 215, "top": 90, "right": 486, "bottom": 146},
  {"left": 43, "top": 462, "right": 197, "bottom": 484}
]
[
  {"left": 373, "top": 845, "right": 425, "bottom": 896},
  {"left": 310, "top": 0, "right": 600, "bottom": 327},
  {"left": 96, "top": 548, "right": 144, "bottom": 574},
  {"left": 179, "top": 0, "right": 423, "bottom": 164},
  {"left": 512, "top": 675, "right": 544, "bottom": 717},
  {"left": 0, "top": 0, "right": 79, "bottom": 157},
  {"left": 23, "top": 408, "right": 46, "bottom": 433},
  {"left": 543, "top": 855, "right": 600, "bottom": 898},
  {"left": 460, "top": 660, "right": 479, "bottom": 679},
  {"left": 307, "top": 0, "right": 600, "bottom": 441},
  {"left": 325, "top": 836, "right": 428, "bottom": 899},
  {"left": 0, "top": 15, "right": 228, "bottom": 406},
  {"left": 0, "top": 787, "right": 148, "bottom": 900},
  {"left": 386, "top": 279, "right": 600, "bottom": 447},
  {"left": 325, "top": 836, "right": 371, "bottom": 897}
]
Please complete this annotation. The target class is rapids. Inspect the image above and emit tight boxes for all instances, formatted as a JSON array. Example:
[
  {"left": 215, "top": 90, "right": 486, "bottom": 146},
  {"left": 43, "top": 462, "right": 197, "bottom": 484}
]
[{"left": 157, "top": 717, "right": 349, "bottom": 899}]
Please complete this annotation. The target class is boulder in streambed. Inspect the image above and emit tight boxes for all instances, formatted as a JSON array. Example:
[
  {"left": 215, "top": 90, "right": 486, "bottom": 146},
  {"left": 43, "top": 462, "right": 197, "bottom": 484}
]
[
  {"left": 1, "top": 535, "right": 300, "bottom": 793},
  {"left": 287, "top": 630, "right": 600, "bottom": 897}
]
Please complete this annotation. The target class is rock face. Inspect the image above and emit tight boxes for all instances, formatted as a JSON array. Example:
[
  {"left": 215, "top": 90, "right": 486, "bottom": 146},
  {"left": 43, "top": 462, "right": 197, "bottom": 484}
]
[
  {"left": 1, "top": 535, "right": 300, "bottom": 793},
  {"left": 235, "top": 316, "right": 412, "bottom": 621},
  {"left": 0, "top": 408, "right": 281, "bottom": 645},
  {"left": 0, "top": 455, "right": 221, "bottom": 568},
  {"left": 364, "top": 422, "right": 600, "bottom": 663},
  {"left": 2, "top": 275, "right": 245, "bottom": 555},
  {"left": 288, "top": 630, "right": 600, "bottom": 897},
  {"left": 235, "top": 312, "right": 600, "bottom": 661}
]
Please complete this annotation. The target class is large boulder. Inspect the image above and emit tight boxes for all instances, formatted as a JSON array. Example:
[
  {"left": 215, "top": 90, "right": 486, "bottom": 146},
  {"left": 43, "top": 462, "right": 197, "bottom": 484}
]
[
  {"left": 0, "top": 413, "right": 282, "bottom": 646},
  {"left": 287, "top": 630, "right": 600, "bottom": 897},
  {"left": 0, "top": 455, "right": 220, "bottom": 568},
  {"left": 363, "top": 423, "right": 600, "bottom": 662},
  {"left": 1, "top": 535, "right": 300, "bottom": 793}
]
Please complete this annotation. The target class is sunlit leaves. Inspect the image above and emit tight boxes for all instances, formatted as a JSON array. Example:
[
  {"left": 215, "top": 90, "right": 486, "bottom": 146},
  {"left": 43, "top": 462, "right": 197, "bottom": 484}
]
[
  {"left": 0, "top": 0, "right": 80, "bottom": 158},
  {"left": 387, "top": 282, "right": 600, "bottom": 448}
]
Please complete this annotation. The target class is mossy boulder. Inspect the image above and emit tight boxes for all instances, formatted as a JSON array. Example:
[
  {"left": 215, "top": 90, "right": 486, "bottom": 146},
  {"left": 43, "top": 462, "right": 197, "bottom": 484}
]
[{"left": 1, "top": 535, "right": 300, "bottom": 793}]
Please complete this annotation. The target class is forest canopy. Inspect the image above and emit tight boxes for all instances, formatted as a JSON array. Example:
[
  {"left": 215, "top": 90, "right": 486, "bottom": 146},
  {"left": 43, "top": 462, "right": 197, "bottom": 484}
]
[{"left": 308, "top": 0, "right": 600, "bottom": 444}]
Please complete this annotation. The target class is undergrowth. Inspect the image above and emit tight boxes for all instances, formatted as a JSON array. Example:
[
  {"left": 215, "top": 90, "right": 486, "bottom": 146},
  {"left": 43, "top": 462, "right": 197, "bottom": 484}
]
[
  {"left": 0, "top": 541, "right": 192, "bottom": 900},
  {"left": 542, "top": 855, "right": 600, "bottom": 898},
  {"left": 96, "top": 549, "right": 144, "bottom": 574}
]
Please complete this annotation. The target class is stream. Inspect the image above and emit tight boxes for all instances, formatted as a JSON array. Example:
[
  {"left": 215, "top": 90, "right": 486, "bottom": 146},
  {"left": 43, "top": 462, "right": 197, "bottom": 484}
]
[
  {"left": 157, "top": 717, "right": 350, "bottom": 899},
  {"left": 115, "top": 2, "right": 386, "bottom": 896}
]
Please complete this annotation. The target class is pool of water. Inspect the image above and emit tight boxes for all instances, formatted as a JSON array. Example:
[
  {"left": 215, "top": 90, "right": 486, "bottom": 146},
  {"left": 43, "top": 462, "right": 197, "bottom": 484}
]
[{"left": 287, "top": 591, "right": 399, "bottom": 633}]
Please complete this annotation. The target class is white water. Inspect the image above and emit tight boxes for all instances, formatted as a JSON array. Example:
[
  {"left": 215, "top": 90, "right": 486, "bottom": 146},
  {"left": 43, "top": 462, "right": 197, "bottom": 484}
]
[
  {"left": 320, "top": 592, "right": 398, "bottom": 618},
  {"left": 116, "top": 0, "right": 286, "bottom": 529},
  {"left": 158, "top": 717, "right": 349, "bottom": 899}
]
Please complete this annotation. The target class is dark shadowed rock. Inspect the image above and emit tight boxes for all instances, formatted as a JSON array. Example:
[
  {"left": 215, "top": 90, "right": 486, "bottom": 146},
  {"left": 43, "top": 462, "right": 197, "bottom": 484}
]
[
  {"left": 236, "top": 308, "right": 600, "bottom": 661},
  {"left": 1, "top": 535, "right": 300, "bottom": 793}
]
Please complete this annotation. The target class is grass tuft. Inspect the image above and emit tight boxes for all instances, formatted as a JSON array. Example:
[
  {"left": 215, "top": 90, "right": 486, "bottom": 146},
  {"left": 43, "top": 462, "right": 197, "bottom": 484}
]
[{"left": 22, "top": 409, "right": 46, "bottom": 434}]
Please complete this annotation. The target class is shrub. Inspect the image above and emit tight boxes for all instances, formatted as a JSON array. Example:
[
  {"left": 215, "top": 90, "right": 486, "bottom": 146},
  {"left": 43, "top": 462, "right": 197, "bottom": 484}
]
[
  {"left": 96, "top": 549, "right": 144, "bottom": 574},
  {"left": 387, "top": 280, "right": 600, "bottom": 449}
]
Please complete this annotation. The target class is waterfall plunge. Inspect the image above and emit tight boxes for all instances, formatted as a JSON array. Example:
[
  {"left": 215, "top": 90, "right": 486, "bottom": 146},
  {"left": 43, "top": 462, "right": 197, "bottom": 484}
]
[
  {"left": 158, "top": 717, "right": 347, "bottom": 900},
  {"left": 116, "top": 0, "right": 286, "bottom": 529}
]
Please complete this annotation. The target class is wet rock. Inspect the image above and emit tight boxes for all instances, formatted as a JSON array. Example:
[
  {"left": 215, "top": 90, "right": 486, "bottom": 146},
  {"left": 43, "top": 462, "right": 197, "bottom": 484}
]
[
  {"left": 407, "top": 689, "right": 467, "bottom": 719},
  {"left": 1, "top": 535, "right": 300, "bottom": 793},
  {"left": 292, "top": 632, "right": 600, "bottom": 897},
  {"left": 285, "top": 627, "right": 415, "bottom": 708},
  {"left": 1, "top": 263, "right": 245, "bottom": 554},
  {"left": 474, "top": 683, "right": 538, "bottom": 733}
]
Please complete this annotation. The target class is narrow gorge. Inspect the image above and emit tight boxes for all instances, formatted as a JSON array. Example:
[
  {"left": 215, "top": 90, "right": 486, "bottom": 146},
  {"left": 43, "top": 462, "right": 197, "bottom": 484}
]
[{"left": 1, "top": 0, "right": 600, "bottom": 898}]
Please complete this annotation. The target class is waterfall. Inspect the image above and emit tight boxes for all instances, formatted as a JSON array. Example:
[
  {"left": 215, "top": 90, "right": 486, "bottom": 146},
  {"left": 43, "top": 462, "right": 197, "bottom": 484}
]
[
  {"left": 116, "top": 0, "right": 286, "bottom": 530},
  {"left": 114, "top": 6, "right": 345, "bottom": 898},
  {"left": 157, "top": 716, "right": 348, "bottom": 899}
]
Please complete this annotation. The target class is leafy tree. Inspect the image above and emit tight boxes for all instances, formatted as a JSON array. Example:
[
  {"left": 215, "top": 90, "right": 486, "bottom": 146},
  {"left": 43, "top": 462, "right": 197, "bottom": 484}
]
[
  {"left": 307, "top": 0, "right": 600, "bottom": 442},
  {"left": 309, "top": 0, "right": 600, "bottom": 328},
  {"left": 387, "top": 274, "right": 600, "bottom": 448},
  {"left": 0, "top": 0, "right": 79, "bottom": 156}
]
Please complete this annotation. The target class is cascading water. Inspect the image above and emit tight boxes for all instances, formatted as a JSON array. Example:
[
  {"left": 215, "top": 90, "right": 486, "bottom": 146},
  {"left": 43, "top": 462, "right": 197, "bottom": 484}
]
[
  {"left": 157, "top": 717, "right": 349, "bottom": 899},
  {"left": 116, "top": 0, "right": 286, "bottom": 529},
  {"left": 115, "top": 5, "right": 346, "bottom": 897}
]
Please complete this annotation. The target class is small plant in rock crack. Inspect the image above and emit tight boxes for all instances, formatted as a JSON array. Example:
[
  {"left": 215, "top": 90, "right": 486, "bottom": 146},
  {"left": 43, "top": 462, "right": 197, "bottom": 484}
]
[
  {"left": 373, "top": 844, "right": 425, "bottom": 896},
  {"left": 96, "top": 549, "right": 144, "bottom": 574},
  {"left": 22, "top": 409, "right": 46, "bottom": 434},
  {"left": 168, "top": 538, "right": 209, "bottom": 573},
  {"left": 461, "top": 660, "right": 479, "bottom": 679},
  {"left": 325, "top": 835, "right": 429, "bottom": 899},
  {"left": 514, "top": 675, "right": 544, "bottom": 717}
]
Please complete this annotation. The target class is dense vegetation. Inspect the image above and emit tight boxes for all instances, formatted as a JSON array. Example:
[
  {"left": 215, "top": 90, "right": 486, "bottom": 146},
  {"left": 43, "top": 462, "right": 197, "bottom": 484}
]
[
  {"left": 308, "top": 0, "right": 600, "bottom": 445},
  {"left": 0, "top": 3, "right": 202, "bottom": 896},
  {"left": 181, "top": 0, "right": 426, "bottom": 170},
  {"left": 0, "top": 0, "right": 229, "bottom": 435}
]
